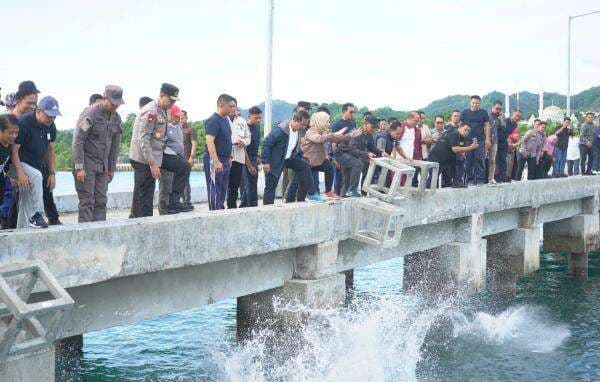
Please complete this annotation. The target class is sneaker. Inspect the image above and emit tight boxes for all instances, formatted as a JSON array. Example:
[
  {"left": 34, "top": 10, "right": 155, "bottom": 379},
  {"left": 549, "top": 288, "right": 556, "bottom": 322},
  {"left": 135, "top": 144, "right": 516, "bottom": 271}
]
[
  {"left": 29, "top": 213, "right": 48, "bottom": 229},
  {"left": 306, "top": 193, "right": 328, "bottom": 203},
  {"left": 488, "top": 179, "right": 498, "bottom": 185},
  {"left": 324, "top": 191, "right": 340, "bottom": 200},
  {"left": 344, "top": 190, "right": 362, "bottom": 198},
  {"left": 451, "top": 182, "right": 467, "bottom": 188},
  {"left": 48, "top": 219, "right": 63, "bottom": 226}
]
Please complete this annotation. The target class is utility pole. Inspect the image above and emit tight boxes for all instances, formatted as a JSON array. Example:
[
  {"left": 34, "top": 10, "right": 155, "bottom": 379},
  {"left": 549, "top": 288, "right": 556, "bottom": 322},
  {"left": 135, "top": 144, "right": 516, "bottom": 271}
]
[
  {"left": 264, "top": 0, "right": 274, "bottom": 137},
  {"left": 567, "top": 10, "right": 600, "bottom": 116}
]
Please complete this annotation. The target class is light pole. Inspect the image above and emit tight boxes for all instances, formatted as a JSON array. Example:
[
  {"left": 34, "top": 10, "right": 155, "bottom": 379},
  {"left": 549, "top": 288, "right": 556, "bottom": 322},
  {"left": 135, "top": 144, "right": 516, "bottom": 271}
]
[
  {"left": 567, "top": 10, "right": 600, "bottom": 116},
  {"left": 264, "top": 0, "right": 274, "bottom": 137}
]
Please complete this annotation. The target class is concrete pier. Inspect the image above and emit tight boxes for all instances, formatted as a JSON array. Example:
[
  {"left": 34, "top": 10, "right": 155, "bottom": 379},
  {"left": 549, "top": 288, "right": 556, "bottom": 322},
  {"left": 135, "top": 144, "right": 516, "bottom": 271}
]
[
  {"left": 404, "top": 214, "right": 486, "bottom": 296},
  {"left": 1, "top": 176, "right": 600, "bottom": 378},
  {"left": 544, "top": 213, "right": 600, "bottom": 277},
  {"left": 0, "top": 346, "right": 55, "bottom": 382}
]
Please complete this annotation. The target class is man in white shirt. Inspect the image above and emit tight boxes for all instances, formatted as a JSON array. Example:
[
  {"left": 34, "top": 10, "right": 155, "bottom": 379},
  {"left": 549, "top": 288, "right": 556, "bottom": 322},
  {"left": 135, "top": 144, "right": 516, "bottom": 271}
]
[{"left": 227, "top": 103, "right": 251, "bottom": 208}]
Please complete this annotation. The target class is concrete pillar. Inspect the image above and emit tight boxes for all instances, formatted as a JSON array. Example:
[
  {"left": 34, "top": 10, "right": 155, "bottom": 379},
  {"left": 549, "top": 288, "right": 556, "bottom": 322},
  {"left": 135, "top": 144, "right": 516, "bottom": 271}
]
[
  {"left": 55, "top": 335, "right": 84, "bottom": 381},
  {"left": 282, "top": 240, "right": 345, "bottom": 325},
  {"left": 236, "top": 287, "right": 282, "bottom": 341},
  {"left": 543, "top": 214, "right": 600, "bottom": 254},
  {"left": 237, "top": 240, "right": 345, "bottom": 337},
  {"left": 0, "top": 346, "right": 55, "bottom": 382},
  {"left": 487, "top": 227, "right": 541, "bottom": 276},
  {"left": 404, "top": 214, "right": 486, "bottom": 296},
  {"left": 569, "top": 253, "right": 588, "bottom": 278},
  {"left": 486, "top": 207, "right": 541, "bottom": 296},
  {"left": 544, "top": 213, "right": 600, "bottom": 277},
  {"left": 343, "top": 269, "right": 354, "bottom": 292}
]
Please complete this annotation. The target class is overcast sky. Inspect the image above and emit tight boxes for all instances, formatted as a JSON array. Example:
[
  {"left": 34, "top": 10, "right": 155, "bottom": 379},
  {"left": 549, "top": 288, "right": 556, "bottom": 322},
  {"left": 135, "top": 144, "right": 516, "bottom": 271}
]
[{"left": 2, "top": 0, "right": 599, "bottom": 129}]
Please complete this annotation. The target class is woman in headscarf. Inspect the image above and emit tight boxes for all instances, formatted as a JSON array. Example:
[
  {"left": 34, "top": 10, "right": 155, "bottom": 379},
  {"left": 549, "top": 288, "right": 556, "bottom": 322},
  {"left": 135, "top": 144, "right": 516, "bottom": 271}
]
[{"left": 301, "top": 111, "right": 353, "bottom": 199}]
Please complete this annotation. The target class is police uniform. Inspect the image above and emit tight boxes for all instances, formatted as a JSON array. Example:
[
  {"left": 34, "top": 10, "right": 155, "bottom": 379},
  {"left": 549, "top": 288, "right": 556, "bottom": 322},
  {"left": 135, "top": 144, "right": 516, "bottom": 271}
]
[
  {"left": 73, "top": 99, "right": 123, "bottom": 222},
  {"left": 129, "top": 83, "right": 180, "bottom": 218}
]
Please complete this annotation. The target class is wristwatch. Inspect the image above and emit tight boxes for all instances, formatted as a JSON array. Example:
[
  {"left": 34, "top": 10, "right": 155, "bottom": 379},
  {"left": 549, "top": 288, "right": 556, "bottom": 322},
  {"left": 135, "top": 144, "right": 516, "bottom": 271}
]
[{"left": 48, "top": 170, "right": 56, "bottom": 175}]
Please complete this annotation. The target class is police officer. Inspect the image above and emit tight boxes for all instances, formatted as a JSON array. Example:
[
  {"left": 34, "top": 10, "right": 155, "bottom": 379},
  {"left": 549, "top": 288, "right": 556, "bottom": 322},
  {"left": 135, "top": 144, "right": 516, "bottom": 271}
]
[
  {"left": 72, "top": 85, "right": 124, "bottom": 223},
  {"left": 129, "top": 83, "right": 181, "bottom": 218}
]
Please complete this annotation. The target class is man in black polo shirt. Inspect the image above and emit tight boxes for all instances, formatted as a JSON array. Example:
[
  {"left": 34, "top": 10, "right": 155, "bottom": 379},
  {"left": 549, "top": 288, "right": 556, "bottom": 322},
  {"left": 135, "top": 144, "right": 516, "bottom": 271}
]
[
  {"left": 10, "top": 96, "right": 62, "bottom": 228},
  {"left": 239, "top": 106, "right": 261, "bottom": 208},
  {"left": 203, "top": 94, "right": 235, "bottom": 210},
  {"left": 427, "top": 122, "right": 479, "bottom": 188},
  {"left": 552, "top": 117, "right": 571, "bottom": 177}
]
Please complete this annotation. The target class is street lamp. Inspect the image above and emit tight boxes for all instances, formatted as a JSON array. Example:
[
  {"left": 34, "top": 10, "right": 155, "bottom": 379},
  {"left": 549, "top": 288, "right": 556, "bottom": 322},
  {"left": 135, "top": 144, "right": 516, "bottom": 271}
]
[
  {"left": 264, "top": 0, "right": 274, "bottom": 137},
  {"left": 567, "top": 10, "right": 600, "bottom": 116}
]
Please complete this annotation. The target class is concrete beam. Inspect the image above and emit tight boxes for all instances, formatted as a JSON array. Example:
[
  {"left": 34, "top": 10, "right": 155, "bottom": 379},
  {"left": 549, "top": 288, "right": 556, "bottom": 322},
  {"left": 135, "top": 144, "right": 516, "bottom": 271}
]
[
  {"left": 0, "top": 346, "right": 54, "bottom": 382},
  {"left": 487, "top": 227, "right": 541, "bottom": 276},
  {"left": 543, "top": 214, "right": 600, "bottom": 253},
  {"left": 295, "top": 240, "right": 339, "bottom": 280}
]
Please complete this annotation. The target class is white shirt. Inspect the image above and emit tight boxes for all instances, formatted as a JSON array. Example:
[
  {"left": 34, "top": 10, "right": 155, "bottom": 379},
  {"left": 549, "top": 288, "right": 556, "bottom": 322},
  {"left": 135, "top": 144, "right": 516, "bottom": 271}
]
[
  {"left": 399, "top": 126, "right": 416, "bottom": 159},
  {"left": 567, "top": 136, "right": 580, "bottom": 160},
  {"left": 229, "top": 116, "right": 251, "bottom": 164},
  {"left": 286, "top": 128, "right": 299, "bottom": 159}
]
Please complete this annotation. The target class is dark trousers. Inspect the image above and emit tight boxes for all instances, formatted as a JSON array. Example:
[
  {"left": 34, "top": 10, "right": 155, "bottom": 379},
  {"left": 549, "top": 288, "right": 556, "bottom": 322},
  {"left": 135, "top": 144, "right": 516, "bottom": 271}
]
[
  {"left": 455, "top": 155, "right": 466, "bottom": 185},
  {"left": 335, "top": 152, "right": 362, "bottom": 196},
  {"left": 41, "top": 168, "right": 59, "bottom": 223},
  {"left": 567, "top": 159, "right": 580, "bottom": 176},
  {"left": 264, "top": 157, "right": 316, "bottom": 205},
  {"left": 333, "top": 166, "right": 343, "bottom": 195},
  {"left": 204, "top": 154, "right": 231, "bottom": 210},
  {"left": 515, "top": 154, "right": 526, "bottom": 181},
  {"left": 310, "top": 159, "right": 334, "bottom": 194},
  {"left": 227, "top": 161, "right": 244, "bottom": 208},
  {"left": 593, "top": 145, "right": 600, "bottom": 171},
  {"left": 465, "top": 142, "right": 486, "bottom": 185},
  {"left": 162, "top": 154, "right": 190, "bottom": 195},
  {"left": 240, "top": 157, "right": 258, "bottom": 208},
  {"left": 580, "top": 144, "right": 593, "bottom": 174},
  {"left": 495, "top": 148, "right": 508, "bottom": 182},
  {"left": 428, "top": 160, "right": 455, "bottom": 188},
  {"left": 131, "top": 160, "right": 156, "bottom": 218},
  {"left": 526, "top": 157, "right": 540, "bottom": 180}
]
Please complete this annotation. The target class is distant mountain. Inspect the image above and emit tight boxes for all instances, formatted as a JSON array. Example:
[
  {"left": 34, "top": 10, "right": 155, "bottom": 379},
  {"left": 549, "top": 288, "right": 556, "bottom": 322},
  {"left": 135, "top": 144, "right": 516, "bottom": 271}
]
[
  {"left": 239, "top": 86, "right": 600, "bottom": 126},
  {"left": 422, "top": 86, "right": 600, "bottom": 118}
]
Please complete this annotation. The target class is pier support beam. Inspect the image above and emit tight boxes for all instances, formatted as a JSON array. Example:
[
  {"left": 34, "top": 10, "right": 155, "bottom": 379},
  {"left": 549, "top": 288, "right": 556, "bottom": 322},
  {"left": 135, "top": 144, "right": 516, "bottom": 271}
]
[
  {"left": 55, "top": 334, "right": 84, "bottom": 380},
  {"left": 544, "top": 213, "right": 600, "bottom": 277},
  {"left": 0, "top": 346, "right": 55, "bottom": 382},
  {"left": 237, "top": 240, "right": 345, "bottom": 337},
  {"left": 282, "top": 240, "right": 345, "bottom": 325},
  {"left": 404, "top": 214, "right": 486, "bottom": 296},
  {"left": 487, "top": 207, "right": 541, "bottom": 295}
]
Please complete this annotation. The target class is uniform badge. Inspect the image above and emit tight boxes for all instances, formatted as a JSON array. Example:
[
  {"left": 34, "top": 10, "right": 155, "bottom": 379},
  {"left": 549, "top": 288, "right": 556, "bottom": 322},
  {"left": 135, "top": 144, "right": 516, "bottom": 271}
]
[
  {"left": 148, "top": 114, "right": 156, "bottom": 123},
  {"left": 154, "top": 126, "right": 164, "bottom": 139},
  {"left": 157, "top": 117, "right": 165, "bottom": 124}
]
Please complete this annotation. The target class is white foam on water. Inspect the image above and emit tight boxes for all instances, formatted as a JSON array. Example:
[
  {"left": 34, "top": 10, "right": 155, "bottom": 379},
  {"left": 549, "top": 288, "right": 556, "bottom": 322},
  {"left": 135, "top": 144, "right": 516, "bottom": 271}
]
[
  {"left": 452, "top": 305, "right": 571, "bottom": 353},
  {"left": 212, "top": 299, "right": 570, "bottom": 382},
  {"left": 215, "top": 294, "right": 452, "bottom": 382}
]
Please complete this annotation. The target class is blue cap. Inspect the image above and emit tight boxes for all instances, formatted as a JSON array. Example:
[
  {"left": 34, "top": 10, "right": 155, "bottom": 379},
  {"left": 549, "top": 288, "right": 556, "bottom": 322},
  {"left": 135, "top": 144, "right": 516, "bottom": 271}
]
[{"left": 37, "top": 96, "right": 62, "bottom": 117}]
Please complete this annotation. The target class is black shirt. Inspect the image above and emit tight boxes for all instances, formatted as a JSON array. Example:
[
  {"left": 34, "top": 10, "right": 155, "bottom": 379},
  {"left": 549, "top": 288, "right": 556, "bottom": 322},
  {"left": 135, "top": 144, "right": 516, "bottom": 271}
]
[
  {"left": 204, "top": 112, "right": 232, "bottom": 158},
  {"left": 246, "top": 123, "right": 261, "bottom": 159},
  {"left": 428, "top": 130, "right": 463, "bottom": 164},
  {"left": 555, "top": 126, "right": 570, "bottom": 150},
  {"left": 331, "top": 118, "right": 357, "bottom": 133},
  {"left": 0, "top": 144, "right": 10, "bottom": 174},
  {"left": 16, "top": 111, "right": 56, "bottom": 171}
]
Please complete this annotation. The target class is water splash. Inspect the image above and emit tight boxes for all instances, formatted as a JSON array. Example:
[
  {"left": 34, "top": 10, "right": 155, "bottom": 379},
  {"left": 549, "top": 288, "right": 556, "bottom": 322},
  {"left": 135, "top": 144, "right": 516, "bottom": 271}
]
[
  {"left": 452, "top": 305, "right": 570, "bottom": 353},
  {"left": 216, "top": 294, "right": 453, "bottom": 382}
]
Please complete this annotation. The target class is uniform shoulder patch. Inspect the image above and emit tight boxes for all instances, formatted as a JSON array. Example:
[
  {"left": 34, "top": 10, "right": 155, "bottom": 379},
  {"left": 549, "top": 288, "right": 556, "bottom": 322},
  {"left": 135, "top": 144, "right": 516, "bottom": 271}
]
[{"left": 78, "top": 116, "right": 93, "bottom": 132}]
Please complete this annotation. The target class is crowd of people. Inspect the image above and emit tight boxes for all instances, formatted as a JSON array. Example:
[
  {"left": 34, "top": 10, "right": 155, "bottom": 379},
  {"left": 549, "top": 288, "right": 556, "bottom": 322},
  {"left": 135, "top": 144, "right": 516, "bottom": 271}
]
[{"left": 0, "top": 82, "right": 597, "bottom": 230}]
